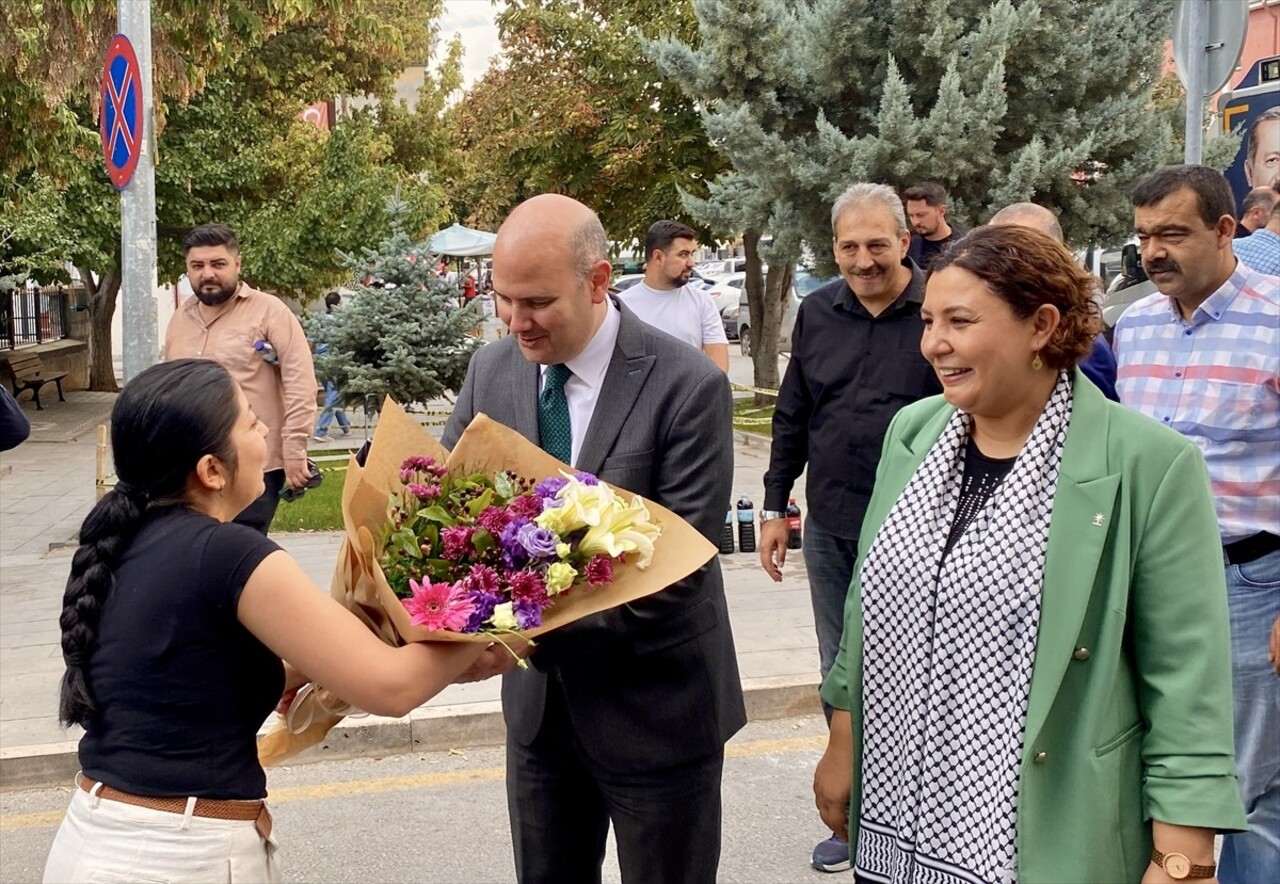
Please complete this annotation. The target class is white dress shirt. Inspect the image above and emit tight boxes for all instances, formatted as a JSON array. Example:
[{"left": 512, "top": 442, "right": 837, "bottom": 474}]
[{"left": 538, "top": 301, "right": 621, "bottom": 465}]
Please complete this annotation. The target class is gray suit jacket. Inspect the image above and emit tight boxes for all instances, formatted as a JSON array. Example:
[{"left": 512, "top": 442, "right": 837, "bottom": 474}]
[{"left": 442, "top": 301, "right": 746, "bottom": 772}]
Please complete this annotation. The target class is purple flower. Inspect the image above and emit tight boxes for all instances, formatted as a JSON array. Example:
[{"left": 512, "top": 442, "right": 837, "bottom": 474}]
[
  {"left": 513, "top": 597, "right": 544, "bottom": 630},
  {"left": 406, "top": 482, "right": 440, "bottom": 502},
  {"left": 508, "top": 495, "right": 544, "bottom": 521},
  {"left": 573, "top": 471, "right": 599, "bottom": 486},
  {"left": 463, "top": 589, "right": 501, "bottom": 633},
  {"left": 441, "top": 525, "right": 475, "bottom": 560},
  {"left": 401, "top": 455, "right": 446, "bottom": 477},
  {"left": 477, "top": 505, "right": 514, "bottom": 536},
  {"left": 534, "top": 477, "right": 568, "bottom": 500},
  {"left": 585, "top": 555, "right": 613, "bottom": 586},
  {"left": 509, "top": 569, "right": 549, "bottom": 604},
  {"left": 499, "top": 519, "right": 531, "bottom": 569},
  {"left": 517, "top": 522, "right": 558, "bottom": 559},
  {"left": 463, "top": 564, "right": 500, "bottom": 593}
]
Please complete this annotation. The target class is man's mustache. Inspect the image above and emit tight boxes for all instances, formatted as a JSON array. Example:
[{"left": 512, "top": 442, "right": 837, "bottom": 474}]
[{"left": 1144, "top": 259, "right": 1180, "bottom": 275}]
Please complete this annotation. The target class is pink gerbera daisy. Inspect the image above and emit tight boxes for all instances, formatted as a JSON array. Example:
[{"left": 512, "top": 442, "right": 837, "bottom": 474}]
[{"left": 402, "top": 578, "right": 476, "bottom": 631}]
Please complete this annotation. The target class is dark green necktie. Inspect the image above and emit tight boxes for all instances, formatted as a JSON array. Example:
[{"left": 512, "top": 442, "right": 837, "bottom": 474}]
[{"left": 539, "top": 363, "right": 573, "bottom": 464}]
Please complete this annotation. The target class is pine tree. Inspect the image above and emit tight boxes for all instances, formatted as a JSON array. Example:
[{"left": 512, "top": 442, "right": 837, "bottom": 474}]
[
  {"left": 651, "top": 0, "right": 1178, "bottom": 388},
  {"left": 308, "top": 196, "right": 484, "bottom": 410}
]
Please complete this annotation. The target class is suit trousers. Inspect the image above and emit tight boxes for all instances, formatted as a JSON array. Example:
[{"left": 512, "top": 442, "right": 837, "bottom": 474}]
[{"left": 506, "top": 675, "right": 725, "bottom": 884}]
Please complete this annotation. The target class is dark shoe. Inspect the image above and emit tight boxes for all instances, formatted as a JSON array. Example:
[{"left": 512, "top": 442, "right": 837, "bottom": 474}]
[{"left": 811, "top": 834, "right": 851, "bottom": 873}]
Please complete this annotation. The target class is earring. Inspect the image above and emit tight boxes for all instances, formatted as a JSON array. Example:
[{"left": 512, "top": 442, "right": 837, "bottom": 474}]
[{"left": 1031, "top": 352, "right": 1044, "bottom": 371}]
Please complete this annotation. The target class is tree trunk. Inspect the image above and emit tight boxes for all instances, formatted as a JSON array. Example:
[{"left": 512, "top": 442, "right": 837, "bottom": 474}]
[
  {"left": 78, "top": 264, "right": 122, "bottom": 392},
  {"left": 743, "top": 232, "right": 793, "bottom": 405}
]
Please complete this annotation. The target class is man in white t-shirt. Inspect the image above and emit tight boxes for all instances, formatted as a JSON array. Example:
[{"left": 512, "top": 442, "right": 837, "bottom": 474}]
[{"left": 618, "top": 220, "right": 730, "bottom": 372}]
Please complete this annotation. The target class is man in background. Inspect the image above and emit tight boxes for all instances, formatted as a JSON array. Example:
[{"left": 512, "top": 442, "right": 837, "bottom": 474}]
[
  {"left": 903, "top": 182, "right": 966, "bottom": 269},
  {"left": 1236, "top": 186, "right": 1277, "bottom": 239},
  {"left": 618, "top": 220, "right": 729, "bottom": 372},
  {"left": 164, "top": 223, "right": 316, "bottom": 533}
]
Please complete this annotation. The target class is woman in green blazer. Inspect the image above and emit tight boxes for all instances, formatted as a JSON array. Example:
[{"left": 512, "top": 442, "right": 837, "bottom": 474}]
[{"left": 813, "top": 226, "right": 1246, "bottom": 884}]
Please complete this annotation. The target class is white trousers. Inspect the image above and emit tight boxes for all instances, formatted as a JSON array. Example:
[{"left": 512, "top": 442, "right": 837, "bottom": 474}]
[{"left": 42, "top": 781, "right": 279, "bottom": 883}]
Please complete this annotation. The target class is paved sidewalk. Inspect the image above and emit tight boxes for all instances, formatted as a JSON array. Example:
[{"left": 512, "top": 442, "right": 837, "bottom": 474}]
[{"left": 0, "top": 391, "right": 820, "bottom": 790}]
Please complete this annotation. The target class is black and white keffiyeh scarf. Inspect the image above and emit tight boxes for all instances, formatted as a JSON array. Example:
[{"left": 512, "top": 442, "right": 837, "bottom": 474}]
[{"left": 855, "top": 370, "right": 1074, "bottom": 884}]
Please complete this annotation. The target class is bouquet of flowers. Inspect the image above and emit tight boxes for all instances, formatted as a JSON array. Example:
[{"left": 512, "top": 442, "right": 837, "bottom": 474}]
[
  {"left": 383, "top": 459, "right": 661, "bottom": 639},
  {"left": 257, "top": 399, "right": 717, "bottom": 766}
]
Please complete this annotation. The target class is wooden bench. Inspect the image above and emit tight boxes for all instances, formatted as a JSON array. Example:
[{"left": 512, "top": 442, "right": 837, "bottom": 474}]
[{"left": 4, "top": 352, "right": 67, "bottom": 410}]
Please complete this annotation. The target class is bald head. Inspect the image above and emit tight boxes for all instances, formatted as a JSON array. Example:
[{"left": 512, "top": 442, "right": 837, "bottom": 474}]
[
  {"left": 491, "top": 194, "right": 613, "bottom": 365},
  {"left": 989, "top": 203, "right": 1064, "bottom": 243},
  {"left": 497, "top": 194, "right": 608, "bottom": 275}
]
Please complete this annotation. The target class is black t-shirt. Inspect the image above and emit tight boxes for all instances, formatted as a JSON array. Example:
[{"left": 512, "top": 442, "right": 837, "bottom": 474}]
[
  {"left": 944, "top": 436, "right": 1016, "bottom": 557},
  {"left": 79, "top": 508, "right": 282, "bottom": 799},
  {"left": 908, "top": 226, "right": 967, "bottom": 270}
]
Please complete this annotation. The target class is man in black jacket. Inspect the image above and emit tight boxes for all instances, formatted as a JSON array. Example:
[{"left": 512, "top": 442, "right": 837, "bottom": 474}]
[{"left": 758, "top": 182, "right": 941, "bottom": 874}]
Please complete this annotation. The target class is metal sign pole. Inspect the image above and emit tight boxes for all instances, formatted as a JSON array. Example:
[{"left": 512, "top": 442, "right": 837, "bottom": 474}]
[
  {"left": 1184, "top": 0, "right": 1207, "bottom": 165},
  {"left": 119, "top": 0, "right": 159, "bottom": 382}
]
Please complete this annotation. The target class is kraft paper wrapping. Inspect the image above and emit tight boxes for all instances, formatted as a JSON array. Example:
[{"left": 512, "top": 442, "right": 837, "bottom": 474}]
[{"left": 258, "top": 397, "right": 717, "bottom": 766}]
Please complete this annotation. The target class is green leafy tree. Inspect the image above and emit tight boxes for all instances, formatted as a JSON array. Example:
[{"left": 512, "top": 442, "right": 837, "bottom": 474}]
[
  {"left": 653, "top": 0, "right": 1180, "bottom": 392},
  {"left": 308, "top": 197, "right": 484, "bottom": 409},
  {"left": 445, "top": 0, "right": 729, "bottom": 248},
  {"left": 2, "top": 0, "right": 453, "bottom": 390}
]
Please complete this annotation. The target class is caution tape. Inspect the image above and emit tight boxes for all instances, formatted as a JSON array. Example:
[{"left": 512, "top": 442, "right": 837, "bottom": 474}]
[
  {"left": 733, "top": 416, "right": 775, "bottom": 426},
  {"left": 730, "top": 382, "right": 780, "bottom": 398}
]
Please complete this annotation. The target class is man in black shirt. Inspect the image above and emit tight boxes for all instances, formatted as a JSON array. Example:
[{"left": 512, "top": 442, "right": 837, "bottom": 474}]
[
  {"left": 758, "top": 182, "right": 941, "bottom": 874},
  {"left": 904, "top": 181, "right": 966, "bottom": 269}
]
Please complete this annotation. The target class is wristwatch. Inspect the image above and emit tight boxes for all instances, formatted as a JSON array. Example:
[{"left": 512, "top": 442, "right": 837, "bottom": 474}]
[
  {"left": 758, "top": 510, "right": 786, "bottom": 523},
  {"left": 1150, "top": 849, "right": 1216, "bottom": 880}
]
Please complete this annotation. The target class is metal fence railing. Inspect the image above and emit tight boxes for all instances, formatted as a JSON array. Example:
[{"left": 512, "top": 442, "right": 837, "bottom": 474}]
[{"left": 0, "top": 286, "right": 75, "bottom": 350}]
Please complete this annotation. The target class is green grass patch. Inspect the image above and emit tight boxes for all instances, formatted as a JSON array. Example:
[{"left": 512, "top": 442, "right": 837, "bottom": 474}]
[
  {"left": 733, "top": 398, "right": 774, "bottom": 437},
  {"left": 269, "top": 457, "right": 354, "bottom": 533}
]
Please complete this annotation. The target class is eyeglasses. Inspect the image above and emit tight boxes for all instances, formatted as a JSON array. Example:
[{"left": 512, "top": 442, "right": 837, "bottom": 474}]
[{"left": 279, "top": 460, "right": 323, "bottom": 501}]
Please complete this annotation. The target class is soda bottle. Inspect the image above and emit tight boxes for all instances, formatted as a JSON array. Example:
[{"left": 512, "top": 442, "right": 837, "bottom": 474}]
[
  {"left": 786, "top": 498, "right": 803, "bottom": 550},
  {"left": 254, "top": 340, "right": 279, "bottom": 365},
  {"left": 736, "top": 493, "right": 756, "bottom": 553},
  {"left": 719, "top": 510, "right": 735, "bottom": 555}
]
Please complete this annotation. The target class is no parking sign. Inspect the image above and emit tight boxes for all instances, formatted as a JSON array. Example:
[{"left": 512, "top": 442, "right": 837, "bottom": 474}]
[{"left": 100, "top": 34, "right": 143, "bottom": 190}]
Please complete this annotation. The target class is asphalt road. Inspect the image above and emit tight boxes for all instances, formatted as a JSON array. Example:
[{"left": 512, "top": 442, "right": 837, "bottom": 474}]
[{"left": 0, "top": 715, "right": 839, "bottom": 884}]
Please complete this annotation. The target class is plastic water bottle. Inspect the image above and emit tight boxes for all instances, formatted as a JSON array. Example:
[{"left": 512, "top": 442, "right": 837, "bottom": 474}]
[
  {"left": 736, "top": 493, "right": 756, "bottom": 553},
  {"left": 787, "top": 498, "right": 803, "bottom": 550},
  {"left": 719, "top": 510, "right": 736, "bottom": 555},
  {"left": 254, "top": 340, "right": 279, "bottom": 364}
]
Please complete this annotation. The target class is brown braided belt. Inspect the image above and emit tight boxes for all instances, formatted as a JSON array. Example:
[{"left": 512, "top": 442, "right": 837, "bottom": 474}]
[{"left": 77, "top": 774, "right": 273, "bottom": 840}]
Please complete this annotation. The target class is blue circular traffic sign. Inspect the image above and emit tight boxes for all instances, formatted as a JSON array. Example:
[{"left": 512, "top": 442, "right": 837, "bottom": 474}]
[{"left": 100, "top": 34, "right": 143, "bottom": 190}]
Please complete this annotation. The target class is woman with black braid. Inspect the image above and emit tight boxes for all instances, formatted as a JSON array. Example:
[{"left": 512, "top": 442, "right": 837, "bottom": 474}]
[{"left": 43, "top": 359, "right": 484, "bottom": 883}]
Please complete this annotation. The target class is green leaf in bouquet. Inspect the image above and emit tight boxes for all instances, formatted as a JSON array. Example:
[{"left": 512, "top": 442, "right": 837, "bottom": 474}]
[
  {"left": 472, "top": 527, "right": 495, "bottom": 554},
  {"left": 394, "top": 528, "right": 423, "bottom": 560},
  {"left": 417, "top": 505, "right": 454, "bottom": 525},
  {"left": 493, "top": 471, "right": 518, "bottom": 499},
  {"left": 466, "top": 487, "right": 495, "bottom": 516}
]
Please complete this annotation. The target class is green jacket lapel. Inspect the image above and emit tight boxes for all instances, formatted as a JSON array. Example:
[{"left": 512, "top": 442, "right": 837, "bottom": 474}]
[{"left": 1022, "top": 372, "right": 1120, "bottom": 751}]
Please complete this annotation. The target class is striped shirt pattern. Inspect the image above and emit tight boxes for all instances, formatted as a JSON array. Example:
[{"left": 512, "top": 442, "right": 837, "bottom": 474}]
[{"left": 1113, "top": 262, "right": 1280, "bottom": 543}]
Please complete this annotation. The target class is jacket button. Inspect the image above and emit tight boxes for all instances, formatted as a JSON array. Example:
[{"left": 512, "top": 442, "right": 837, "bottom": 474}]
[
  {"left": 1033, "top": 751, "right": 1048, "bottom": 763},
  {"left": 1073, "top": 647, "right": 1091, "bottom": 661}
]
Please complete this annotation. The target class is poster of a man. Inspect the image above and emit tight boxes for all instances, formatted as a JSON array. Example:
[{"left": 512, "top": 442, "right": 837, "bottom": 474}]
[{"left": 1244, "top": 107, "right": 1280, "bottom": 189}]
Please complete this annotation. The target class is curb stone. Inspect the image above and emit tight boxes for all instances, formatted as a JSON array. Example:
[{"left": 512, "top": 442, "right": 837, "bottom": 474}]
[{"left": 0, "top": 676, "right": 820, "bottom": 792}]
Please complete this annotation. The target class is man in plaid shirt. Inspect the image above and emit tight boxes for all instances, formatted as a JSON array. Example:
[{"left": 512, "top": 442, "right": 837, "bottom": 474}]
[
  {"left": 1234, "top": 190, "right": 1280, "bottom": 276},
  {"left": 1115, "top": 164, "right": 1280, "bottom": 884}
]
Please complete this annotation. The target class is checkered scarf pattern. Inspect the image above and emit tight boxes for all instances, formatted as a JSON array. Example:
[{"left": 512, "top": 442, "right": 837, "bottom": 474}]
[{"left": 855, "top": 370, "right": 1073, "bottom": 884}]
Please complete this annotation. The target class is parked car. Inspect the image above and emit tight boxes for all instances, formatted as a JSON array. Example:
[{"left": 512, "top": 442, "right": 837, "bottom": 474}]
[
  {"left": 724, "top": 269, "right": 836, "bottom": 356},
  {"left": 612, "top": 274, "right": 645, "bottom": 292},
  {"left": 703, "top": 271, "right": 746, "bottom": 316}
]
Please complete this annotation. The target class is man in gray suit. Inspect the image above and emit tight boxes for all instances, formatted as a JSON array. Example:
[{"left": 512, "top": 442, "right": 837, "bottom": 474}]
[{"left": 443, "top": 194, "right": 745, "bottom": 884}]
